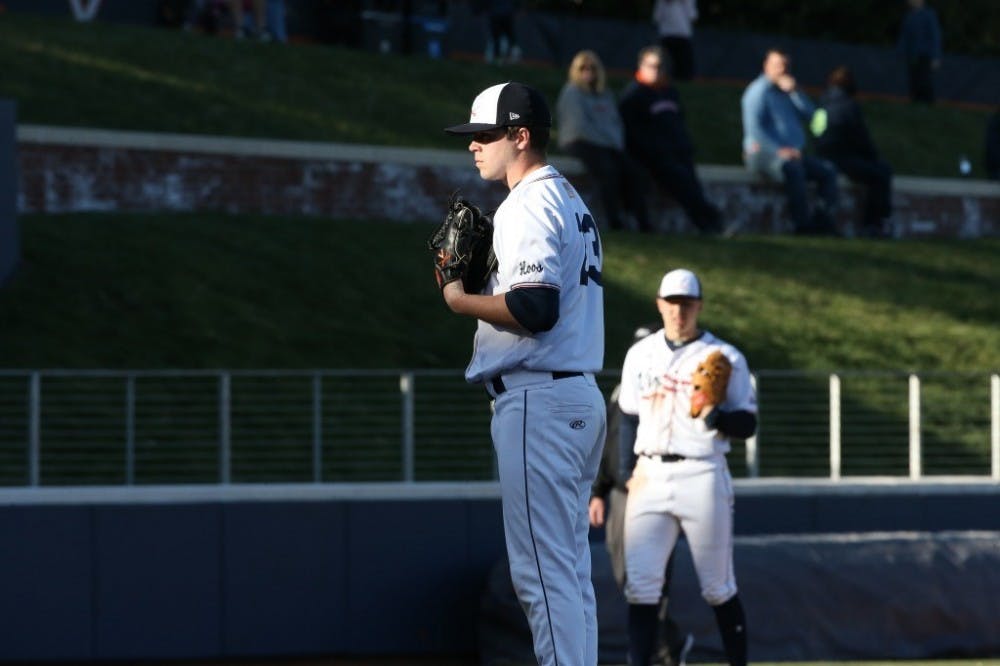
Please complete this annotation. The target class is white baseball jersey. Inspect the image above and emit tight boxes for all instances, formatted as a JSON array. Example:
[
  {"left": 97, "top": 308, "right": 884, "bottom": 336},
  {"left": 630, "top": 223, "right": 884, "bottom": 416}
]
[
  {"left": 618, "top": 329, "right": 756, "bottom": 458},
  {"left": 464, "top": 164, "right": 604, "bottom": 384},
  {"left": 620, "top": 328, "right": 755, "bottom": 609},
  {"left": 469, "top": 163, "right": 607, "bottom": 666}
]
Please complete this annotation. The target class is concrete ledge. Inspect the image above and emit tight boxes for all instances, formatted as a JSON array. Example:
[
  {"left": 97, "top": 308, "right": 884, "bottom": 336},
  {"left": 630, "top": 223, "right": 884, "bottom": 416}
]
[
  {"left": 20, "top": 124, "right": 1000, "bottom": 195},
  {"left": 16, "top": 125, "right": 1000, "bottom": 237}
]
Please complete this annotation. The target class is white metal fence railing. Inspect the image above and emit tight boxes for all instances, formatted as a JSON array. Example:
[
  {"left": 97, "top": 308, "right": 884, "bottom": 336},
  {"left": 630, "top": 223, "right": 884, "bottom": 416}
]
[{"left": 0, "top": 369, "right": 997, "bottom": 487}]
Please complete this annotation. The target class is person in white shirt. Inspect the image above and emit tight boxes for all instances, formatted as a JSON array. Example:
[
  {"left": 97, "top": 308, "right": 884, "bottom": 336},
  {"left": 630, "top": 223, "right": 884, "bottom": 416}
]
[
  {"left": 619, "top": 268, "right": 756, "bottom": 666},
  {"left": 440, "top": 81, "right": 607, "bottom": 666},
  {"left": 556, "top": 50, "right": 652, "bottom": 232},
  {"left": 652, "top": 0, "right": 699, "bottom": 80}
]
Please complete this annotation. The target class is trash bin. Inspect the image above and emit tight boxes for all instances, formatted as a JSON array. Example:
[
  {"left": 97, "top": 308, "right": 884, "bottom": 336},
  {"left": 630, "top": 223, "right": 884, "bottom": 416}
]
[{"left": 415, "top": 15, "right": 449, "bottom": 59}]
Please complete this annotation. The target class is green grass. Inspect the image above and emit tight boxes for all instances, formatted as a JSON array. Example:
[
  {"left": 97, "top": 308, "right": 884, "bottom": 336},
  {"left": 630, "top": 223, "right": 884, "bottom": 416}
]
[
  {"left": 2, "top": 213, "right": 997, "bottom": 373},
  {"left": 0, "top": 11, "right": 994, "bottom": 178},
  {"left": 0, "top": 14, "right": 997, "bottom": 482},
  {"left": 2, "top": 214, "right": 997, "bottom": 481}
]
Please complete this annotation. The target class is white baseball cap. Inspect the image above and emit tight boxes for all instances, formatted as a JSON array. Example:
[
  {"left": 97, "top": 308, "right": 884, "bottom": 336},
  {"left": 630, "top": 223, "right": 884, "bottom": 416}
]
[{"left": 657, "top": 269, "right": 702, "bottom": 299}]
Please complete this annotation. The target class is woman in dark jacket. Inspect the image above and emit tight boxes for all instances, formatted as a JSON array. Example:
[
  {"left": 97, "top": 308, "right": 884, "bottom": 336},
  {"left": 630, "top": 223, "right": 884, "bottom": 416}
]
[{"left": 813, "top": 66, "right": 894, "bottom": 238}]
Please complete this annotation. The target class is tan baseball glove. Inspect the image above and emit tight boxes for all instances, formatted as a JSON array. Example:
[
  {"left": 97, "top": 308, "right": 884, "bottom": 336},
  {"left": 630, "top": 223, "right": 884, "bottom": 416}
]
[{"left": 689, "top": 350, "right": 732, "bottom": 418}]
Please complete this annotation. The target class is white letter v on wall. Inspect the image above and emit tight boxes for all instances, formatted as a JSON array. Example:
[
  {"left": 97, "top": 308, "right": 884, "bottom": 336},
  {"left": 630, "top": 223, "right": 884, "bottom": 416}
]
[{"left": 68, "top": 0, "right": 103, "bottom": 22}]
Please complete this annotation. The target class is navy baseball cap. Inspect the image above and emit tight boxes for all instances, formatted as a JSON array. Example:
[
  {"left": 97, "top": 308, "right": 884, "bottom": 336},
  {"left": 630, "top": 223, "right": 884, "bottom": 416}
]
[{"left": 445, "top": 82, "right": 552, "bottom": 135}]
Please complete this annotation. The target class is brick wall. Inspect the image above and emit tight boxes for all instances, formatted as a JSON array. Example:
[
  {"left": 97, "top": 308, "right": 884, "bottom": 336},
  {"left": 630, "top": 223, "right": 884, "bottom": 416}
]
[{"left": 17, "top": 126, "right": 1000, "bottom": 238}]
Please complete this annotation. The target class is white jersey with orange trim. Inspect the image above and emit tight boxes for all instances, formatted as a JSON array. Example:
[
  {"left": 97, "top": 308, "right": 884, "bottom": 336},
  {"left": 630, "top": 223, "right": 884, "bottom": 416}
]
[
  {"left": 618, "top": 329, "right": 756, "bottom": 459},
  {"left": 619, "top": 327, "right": 756, "bottom": 610}
]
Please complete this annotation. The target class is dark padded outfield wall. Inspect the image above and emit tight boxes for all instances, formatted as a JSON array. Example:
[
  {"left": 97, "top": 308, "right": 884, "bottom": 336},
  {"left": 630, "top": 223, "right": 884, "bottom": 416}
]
[
  {"left": 480, "top": 532, "right": 1000, "bottom": 664},
  {"left": 1, "top": 482, "right": 999, "bottom": 662},
  {"left": 0, "top": 100, "right": 18, "bottom": 286}
]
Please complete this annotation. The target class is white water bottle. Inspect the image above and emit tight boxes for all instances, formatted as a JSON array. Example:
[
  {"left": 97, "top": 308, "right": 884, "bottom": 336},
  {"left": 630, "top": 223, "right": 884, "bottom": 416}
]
[{"left": 959, "top": 155, "right": 972, "bottom": 176}]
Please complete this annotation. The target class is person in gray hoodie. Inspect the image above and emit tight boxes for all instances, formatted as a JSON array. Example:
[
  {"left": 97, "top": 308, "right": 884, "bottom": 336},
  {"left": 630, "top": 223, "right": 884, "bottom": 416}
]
[{"left": 557, "top": 50, "right": 652, "bottom": 232}]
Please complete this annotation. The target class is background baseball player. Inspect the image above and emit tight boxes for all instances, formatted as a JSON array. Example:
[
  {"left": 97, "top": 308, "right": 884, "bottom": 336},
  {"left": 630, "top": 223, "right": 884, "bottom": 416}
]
[
  {"left": 618, "top": 268, "right": 757, "bottom": 666},
  {"left": 588, "top": 324, "right": 693, "bottom": 666},
  {"left": 438, "top": 81, "right": 607, "bottom": 666}
]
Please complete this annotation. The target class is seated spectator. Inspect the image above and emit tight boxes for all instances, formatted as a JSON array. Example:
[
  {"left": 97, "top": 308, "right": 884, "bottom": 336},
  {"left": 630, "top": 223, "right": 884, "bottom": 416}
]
[
  {"left": 265, "top": 0, "right": 287, "bottom": 43},
  {"left": 619, "top": 46, "right": 722, "bottom": 235},
  {"left": 556, "top": 50, "right": 652, "bottom": 233},
  {"left": 812, "top": 66, "right": 894, "bottom": 238},
  {"left": 986, "top": 107, "right": 1000, "bottom": 181},
  {"left": 183, "top": 0, "right": 224, "bottom": 34},
  {"left": 741, "top": 48, "right": 840, "bottom": 235},
  {"left": 229, "top": 0, "right": 276, "bottom": 41}
]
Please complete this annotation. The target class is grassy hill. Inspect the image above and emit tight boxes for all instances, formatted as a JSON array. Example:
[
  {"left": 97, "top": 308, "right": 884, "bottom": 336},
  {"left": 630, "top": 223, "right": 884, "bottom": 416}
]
[
  {"left": 0, "top": 10, "right": 994, "bottom": 178},
  {"left": 0, "top": 12, "right": 997, "bottom": 373},
  {"left": 2, "top": 213, "right": 997, "bottom": 373}
]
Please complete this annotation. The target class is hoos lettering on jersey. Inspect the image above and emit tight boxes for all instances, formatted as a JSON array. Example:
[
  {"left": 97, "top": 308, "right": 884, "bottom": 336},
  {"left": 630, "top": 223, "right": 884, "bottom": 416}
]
[{"left": 517, "top": 260, "right": 543, "bottom": 276}]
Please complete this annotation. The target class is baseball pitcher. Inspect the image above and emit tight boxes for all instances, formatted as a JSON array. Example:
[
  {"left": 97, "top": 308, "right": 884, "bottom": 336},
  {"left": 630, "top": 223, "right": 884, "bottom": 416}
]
[{"left": 434, "top": 82, "right": 606, "bottom": 666}]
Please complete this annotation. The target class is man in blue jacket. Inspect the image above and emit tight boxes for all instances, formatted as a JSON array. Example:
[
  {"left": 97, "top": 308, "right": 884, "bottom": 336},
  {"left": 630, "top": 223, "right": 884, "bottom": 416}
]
[{"left": 741, "top": 48, "right": 839, "bottom": 236}]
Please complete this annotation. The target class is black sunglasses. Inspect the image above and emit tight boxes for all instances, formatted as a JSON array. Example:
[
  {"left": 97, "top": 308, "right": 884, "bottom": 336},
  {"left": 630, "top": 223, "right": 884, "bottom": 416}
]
[{"left": 471, "top": 128, "right": 507, "bottom": 144}]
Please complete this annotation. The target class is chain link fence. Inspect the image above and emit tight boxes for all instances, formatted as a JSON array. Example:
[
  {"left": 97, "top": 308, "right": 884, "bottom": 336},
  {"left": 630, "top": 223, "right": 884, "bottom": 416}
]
[{"left": 0, "top": 369, "right": 997, "bottom": 487}]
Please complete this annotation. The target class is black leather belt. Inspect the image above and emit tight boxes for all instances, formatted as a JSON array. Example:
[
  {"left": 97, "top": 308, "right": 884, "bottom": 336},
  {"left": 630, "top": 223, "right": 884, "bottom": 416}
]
[
  {"left": 643, "top": 453, "right": 687, "bottom": 462},
  {"left": 489, "top": 371, "right": 583, "bottom": 396}
]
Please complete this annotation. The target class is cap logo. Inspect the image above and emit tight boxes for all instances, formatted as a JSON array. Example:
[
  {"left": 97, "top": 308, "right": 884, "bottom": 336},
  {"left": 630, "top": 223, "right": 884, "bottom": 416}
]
[{"left": 509, "top": 112, "right": 520, "bottom": 121}]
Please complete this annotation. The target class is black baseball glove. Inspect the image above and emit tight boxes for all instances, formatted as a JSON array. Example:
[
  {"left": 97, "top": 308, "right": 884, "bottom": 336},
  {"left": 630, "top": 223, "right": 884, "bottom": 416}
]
[{"left": 427, "top": 192, "right": 497, "bottom": 293}]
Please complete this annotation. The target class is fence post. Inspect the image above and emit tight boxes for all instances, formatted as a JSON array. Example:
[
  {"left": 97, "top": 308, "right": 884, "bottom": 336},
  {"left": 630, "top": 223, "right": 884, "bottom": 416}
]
[
  {"left": 908, "top": 374, "right": 921, "bottom": 480},
  {"left": 400, "top": 372, "right": 415, "bottom": 482},
  {"left": 219, "top": 372, "right": 231, "bottom": 485},
  {"left": 829, "top": 373, "right": 841, "bottom": 480},
  {"left": 125, "top": 374, "right": 136, "bottom": 485},
  {"left": 313, "top": 372, "right": 323, "bottom": 483},
  {"left": 991, "top": 374, "right": 999, "bottom": 482},
  {"left": 28, "top": 372, "right": 40, "bottom": 487},
  {"left": 745, "top": 373, "right": 759, "bottom": 478}
]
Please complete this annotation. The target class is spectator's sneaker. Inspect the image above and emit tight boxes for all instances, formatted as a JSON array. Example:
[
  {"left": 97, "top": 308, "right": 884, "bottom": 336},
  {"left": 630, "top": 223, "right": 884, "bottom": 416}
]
[
  {"left": 656, "top": 631, "right": 694, "bottom": 666},
  {"left": 858, "top": 220, "right": 895, "bottom": 239},
  {"left": 721, "top": 217, "right": 746, "bottom": 238},
  {"left": 674, "top": 633, "right": 695, "bottom": 666}
]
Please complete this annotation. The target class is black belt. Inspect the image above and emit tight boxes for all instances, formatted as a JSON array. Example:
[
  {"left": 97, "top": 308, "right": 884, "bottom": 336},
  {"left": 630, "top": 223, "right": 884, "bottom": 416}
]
[
  {"left": 643, "top": 453, "right": 687, "bottom": 462},
  {"left": 489, "top": 371, "right": 583, "bottom": 396}
]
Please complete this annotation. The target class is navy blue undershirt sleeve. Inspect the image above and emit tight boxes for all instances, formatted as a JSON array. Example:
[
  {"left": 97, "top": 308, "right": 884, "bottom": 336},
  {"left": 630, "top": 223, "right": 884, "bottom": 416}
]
[
  {"left": 505, "top": 287, "right": 559, "bottom": 333},
  {"left": 704, "top": 408, "right": 758, "bottom": 439},
  {"left": 618, "top": 412, "right": 639, "bottom": 485}
]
